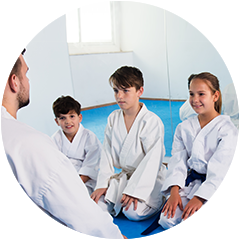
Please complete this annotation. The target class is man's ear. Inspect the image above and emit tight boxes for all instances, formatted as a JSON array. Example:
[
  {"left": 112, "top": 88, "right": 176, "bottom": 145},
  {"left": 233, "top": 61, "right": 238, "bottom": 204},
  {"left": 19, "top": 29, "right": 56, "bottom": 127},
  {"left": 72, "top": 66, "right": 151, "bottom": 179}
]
[
  {"left": 55, "top": 118, "right": 60, "bottom": 126},
  {"left": 8, "top": 74, "right": 18, "bottom": 93}
]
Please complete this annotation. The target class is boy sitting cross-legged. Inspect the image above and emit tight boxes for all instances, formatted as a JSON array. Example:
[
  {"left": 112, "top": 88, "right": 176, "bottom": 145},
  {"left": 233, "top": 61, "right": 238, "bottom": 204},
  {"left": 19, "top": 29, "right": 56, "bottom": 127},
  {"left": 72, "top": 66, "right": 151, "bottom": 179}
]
[
  {"left": 52, "top": 95, "right": 102, "bottom": 195},
  {"left": 91, "top": 66, "right": 167, "bottom": 221}
]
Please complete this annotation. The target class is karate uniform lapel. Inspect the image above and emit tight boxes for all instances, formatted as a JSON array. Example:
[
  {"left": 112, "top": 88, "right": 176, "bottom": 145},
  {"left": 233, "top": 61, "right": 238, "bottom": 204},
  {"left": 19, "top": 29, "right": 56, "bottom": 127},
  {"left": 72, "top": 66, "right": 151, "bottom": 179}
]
[
  {"left": 119, "top": 104, "right": 147, "bottom": 167},
  {"left": 190, "top": 115, "right": 222, "bottom": 173},
  {"left": 61, "top": 124, "right": 82, "bottom": 158}
]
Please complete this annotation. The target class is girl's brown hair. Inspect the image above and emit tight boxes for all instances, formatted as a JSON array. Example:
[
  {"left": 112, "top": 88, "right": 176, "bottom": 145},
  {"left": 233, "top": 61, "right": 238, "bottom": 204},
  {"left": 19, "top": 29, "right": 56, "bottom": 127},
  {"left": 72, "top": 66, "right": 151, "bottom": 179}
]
[{"left": 190, "top": 72, "right": 222, "bottom": 114}]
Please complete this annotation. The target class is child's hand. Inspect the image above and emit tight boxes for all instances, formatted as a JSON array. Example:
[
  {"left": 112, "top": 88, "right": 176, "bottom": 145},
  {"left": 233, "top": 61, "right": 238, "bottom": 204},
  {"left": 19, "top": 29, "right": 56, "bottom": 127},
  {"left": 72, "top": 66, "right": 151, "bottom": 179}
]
[
  {"left": 121, "top": 194, "right": 138, "bottom": 211},
  {"left": 90, "top": 188, "right": 107, "bottom": 203},
  {"left": 182, "top": 196, "right": 205, "bottom": 220},
  {"left": 231, "top": 204, "right": 239, "bottom": 228},
  {"left": 162, "top": 186, "right": 183, "bottom": 219},
  {"left": 80, "top": 175, "right": 90, "bottom": 183}
]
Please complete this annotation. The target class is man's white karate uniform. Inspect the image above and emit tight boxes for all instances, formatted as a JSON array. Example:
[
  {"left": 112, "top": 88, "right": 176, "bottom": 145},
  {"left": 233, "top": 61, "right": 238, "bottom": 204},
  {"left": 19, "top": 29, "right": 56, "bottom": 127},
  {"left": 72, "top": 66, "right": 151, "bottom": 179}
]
[
  {"left": 159, "top": 115, "right": 238, "bottom": 229},
  {"left": 1, "top": 106, "right": 123, "bottom": 239},
  {"left": 179, "top": 100, "right": 197, "bottom": 121},
  {"left": 226, "top": 162, "right": 239, "bottom": 239},
  {"left": 96, "top": 103, "right": 166, "bottom": 221},
  {"left": 52, "top": 124, "right": 101, "bottom": 194},
  {"left": 222, "top": 79, "right": 239, "bottom": 129}
]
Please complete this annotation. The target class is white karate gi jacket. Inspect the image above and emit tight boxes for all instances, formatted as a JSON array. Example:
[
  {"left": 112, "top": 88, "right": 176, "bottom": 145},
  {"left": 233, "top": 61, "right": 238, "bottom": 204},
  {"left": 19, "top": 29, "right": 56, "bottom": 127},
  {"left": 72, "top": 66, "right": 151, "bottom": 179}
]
[
  {"left": 1, "top": 106, "right": 123, "bottom": 239},
  {"left": 52, "top": 124, "right": 101, "bottom": 190},
  {"left": 162, "top": 115, "right": 238, "bottom": 201},
  {"left": 222, "top": 79, "right": 239, "bottom": 129},
  {"left": 95, "top": 104, "right": 166, "bottom": 215}
]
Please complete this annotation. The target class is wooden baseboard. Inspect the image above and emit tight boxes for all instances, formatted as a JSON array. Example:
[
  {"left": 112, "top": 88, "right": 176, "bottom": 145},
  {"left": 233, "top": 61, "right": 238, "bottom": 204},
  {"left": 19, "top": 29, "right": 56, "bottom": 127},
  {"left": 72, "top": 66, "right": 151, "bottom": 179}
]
[
  {"left": 82, "top": 98, "right": 186, "bottom": 111},
  {"left": 140, "top": 97, "right": 186, "bottom": 102},
  {"left": 82, "top": 102, "right": 117, "bottom": 111}
]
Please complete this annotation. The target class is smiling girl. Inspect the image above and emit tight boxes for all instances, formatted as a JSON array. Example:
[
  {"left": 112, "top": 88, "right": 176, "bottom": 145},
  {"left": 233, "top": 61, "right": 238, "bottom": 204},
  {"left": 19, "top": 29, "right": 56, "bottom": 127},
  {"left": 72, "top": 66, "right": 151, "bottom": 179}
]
[{"left": 158, "top": 72, "right": 238, "bottom": 229}]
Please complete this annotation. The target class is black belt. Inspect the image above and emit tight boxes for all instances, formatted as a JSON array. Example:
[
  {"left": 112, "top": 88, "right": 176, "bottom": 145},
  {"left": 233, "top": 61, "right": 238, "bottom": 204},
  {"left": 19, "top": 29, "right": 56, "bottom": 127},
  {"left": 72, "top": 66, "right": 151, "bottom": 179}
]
[{"left": 141, "top": 169, "right": 206, "bottom": 236}]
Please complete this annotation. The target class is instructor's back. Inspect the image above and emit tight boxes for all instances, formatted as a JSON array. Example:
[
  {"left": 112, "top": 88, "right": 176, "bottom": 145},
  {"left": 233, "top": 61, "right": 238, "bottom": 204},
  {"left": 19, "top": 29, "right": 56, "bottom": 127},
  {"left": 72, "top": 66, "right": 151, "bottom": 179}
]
[{"left": 1, "top": 50, "right": 125, "bottom": 239}]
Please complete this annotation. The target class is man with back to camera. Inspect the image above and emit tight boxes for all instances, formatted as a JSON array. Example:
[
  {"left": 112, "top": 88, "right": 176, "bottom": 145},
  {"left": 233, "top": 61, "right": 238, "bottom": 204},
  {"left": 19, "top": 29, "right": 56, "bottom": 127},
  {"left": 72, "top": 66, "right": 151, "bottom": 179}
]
[{"left": 1, "top": 49, "right": 127, "bottom": 239}]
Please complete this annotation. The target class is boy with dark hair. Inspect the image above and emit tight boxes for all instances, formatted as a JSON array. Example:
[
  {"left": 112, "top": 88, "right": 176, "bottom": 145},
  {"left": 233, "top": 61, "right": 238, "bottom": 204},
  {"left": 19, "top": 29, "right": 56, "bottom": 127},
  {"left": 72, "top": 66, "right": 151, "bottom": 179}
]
[
  {"left": 52, "top": 95, "right": 101, "bottom": 195},
  {"left": 91, "top": 66, "right": 166, "bottom": 221}
]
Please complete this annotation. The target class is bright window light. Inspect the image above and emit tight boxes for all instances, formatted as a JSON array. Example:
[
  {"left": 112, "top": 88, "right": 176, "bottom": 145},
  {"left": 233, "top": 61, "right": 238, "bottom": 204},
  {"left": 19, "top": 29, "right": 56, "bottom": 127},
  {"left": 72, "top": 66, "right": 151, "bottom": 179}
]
[
  {"left": 66, "top": 9, "right": 79, "bottom": 43},
  {"left": 66, "top": 1, "right": 112, "bottom": 44},
  {"left": 66, "top": 1, "right": 120, "bottom": 55},
  {"left": 80, "top": 2, "right": 112, "bottom": 43}
]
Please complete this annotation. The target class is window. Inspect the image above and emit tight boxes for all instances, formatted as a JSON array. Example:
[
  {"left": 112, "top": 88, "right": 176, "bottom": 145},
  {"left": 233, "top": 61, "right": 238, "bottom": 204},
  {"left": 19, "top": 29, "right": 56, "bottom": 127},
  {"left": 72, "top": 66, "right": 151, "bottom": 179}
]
[{"left": 66, "top": 1, "right": 120, "bottom": 55}]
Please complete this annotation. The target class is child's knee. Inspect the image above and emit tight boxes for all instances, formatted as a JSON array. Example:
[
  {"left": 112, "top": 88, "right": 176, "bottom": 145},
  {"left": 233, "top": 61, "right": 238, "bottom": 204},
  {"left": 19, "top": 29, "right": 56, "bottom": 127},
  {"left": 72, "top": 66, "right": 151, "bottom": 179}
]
[
  {"left": 123, "top": 207, "right": 143, "bottom": 221},
  {"left": 97, "top": 196, "right": 115, "bottom": 214},
  {"left": 122, "top": 203, "right": 156, "bottom": 221},
  {"left": 158, "top": 211, "right": 182, "bottom": 229},
  {"left": 97, "top": 196, "right": 109, "bottom": 211}
]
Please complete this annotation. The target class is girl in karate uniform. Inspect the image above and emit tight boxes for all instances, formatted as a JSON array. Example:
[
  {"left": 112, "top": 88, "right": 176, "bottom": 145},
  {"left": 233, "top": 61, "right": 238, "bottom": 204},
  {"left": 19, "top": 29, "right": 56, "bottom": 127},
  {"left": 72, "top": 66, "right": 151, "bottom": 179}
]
[
  {"left": 91, "top": 66, "right": 166, "bottom": 221},
  {"left": 158, "top": 72, "right": 238, "bottom": 229}
]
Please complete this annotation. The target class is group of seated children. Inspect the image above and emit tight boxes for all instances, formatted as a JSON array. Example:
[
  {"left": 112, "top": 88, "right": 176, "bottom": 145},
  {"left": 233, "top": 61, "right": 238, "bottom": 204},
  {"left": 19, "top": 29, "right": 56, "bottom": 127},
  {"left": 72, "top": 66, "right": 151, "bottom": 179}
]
[{"left": 51, "top": 66, "right": 238, "bottom": 230}]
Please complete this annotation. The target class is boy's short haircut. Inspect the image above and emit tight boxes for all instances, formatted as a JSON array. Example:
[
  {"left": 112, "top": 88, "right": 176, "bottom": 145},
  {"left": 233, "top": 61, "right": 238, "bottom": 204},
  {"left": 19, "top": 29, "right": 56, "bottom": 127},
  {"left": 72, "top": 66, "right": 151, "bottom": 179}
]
[
  {"left": 109, "top": 66, "right": 144, "bottom": 91},
  {"left": 231, "top": 53, "right": 239, "bottom": 77},
  {"left": 53, "top": 95, "right": 81, "bottom": 118}
]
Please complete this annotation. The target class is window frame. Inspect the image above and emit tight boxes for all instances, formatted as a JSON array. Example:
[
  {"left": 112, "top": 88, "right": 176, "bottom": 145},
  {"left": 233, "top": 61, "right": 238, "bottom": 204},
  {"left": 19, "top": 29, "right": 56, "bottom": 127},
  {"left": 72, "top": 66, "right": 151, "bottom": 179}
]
[{"left": 67, "top": 2, "right": 121, "bottom": 55}]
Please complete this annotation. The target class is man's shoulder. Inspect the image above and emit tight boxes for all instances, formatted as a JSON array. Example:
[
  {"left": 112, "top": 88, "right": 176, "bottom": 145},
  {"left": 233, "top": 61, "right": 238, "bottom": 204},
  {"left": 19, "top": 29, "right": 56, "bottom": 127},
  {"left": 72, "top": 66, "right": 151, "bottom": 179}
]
[{"left": 2, "top": 114, "right": 54, "bottom": 148}]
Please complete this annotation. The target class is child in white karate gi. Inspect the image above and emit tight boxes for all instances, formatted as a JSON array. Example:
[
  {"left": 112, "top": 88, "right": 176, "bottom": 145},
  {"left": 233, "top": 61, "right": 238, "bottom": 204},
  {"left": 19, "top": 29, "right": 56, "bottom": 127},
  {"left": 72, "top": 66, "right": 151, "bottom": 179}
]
[
  {"left": 159, "top": 72, "right": 238, "bottom": 229},
  {"left": 52, "top": 96, "right": 101, "bottom": 195},
  {"left": 91, "top": 66, "right": 166, "bottom": 221}
]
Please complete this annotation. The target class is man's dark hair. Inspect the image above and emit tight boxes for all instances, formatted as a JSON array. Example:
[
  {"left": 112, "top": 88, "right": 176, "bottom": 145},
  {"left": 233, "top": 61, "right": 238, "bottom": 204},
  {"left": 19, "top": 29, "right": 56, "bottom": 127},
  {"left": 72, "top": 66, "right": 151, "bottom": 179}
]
[
  {"left": 1, "top": 28, "right": 26, "bottom": 90},
  {"left": 231, "top": 53, "right": 239, "bottom": 77},
  {"left": 52, "top": 95, "right": 81, "bottom": 118},
  {"left": 109, "top": 66, "right": 144, "bottom": 91}
]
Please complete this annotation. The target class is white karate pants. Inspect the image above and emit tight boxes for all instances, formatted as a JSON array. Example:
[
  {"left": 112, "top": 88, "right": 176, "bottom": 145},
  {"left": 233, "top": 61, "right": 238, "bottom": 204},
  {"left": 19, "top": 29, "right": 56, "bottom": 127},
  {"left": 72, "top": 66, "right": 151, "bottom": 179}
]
[
  {"left": 98, "top": 196, "right": 158, "bottom": 221},
  {"left": 158, "top": 197, "right": 227, "bottom": 237}
]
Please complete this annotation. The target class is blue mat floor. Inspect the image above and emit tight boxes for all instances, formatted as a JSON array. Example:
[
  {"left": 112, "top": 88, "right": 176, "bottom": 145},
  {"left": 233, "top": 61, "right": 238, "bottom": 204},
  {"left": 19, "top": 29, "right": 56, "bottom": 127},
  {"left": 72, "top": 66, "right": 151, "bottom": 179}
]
[
  {"left": 82, "top": 99, "right": 184, "bottom": 156},
  {"left": 81, "top": 100, "right": 184, "bottom": 238},
  {"left": 113, "top": 211, "right": 165, "bottom": 238}
]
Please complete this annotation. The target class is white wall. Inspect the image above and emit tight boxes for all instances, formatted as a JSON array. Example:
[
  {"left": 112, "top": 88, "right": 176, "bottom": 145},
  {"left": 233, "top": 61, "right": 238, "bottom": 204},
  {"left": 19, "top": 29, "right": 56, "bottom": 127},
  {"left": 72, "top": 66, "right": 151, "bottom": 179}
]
[
  {"left": 119, "top": 2, "right": 169, "bottom": 99},
  {"left": 166, "top": 11, "right": 233, "bottom": 99},
  {"left": 17, "top": 1, "right": 234, "bottom": 137},
  {"left": 119, "top": 2, "right": 233, "bottom": 100},
  {"left": 69, "top": 52, "right": 133, "bottom": 108},
  {"left": 18, "top": 15, "right": 73, "bottom": 136}
]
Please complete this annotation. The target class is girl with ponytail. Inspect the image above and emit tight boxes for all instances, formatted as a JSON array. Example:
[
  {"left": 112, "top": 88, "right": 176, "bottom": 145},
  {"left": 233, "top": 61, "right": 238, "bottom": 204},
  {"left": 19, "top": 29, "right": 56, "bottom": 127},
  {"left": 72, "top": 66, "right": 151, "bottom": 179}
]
[{"left": 157, "top": 72, "right": 238, "bottom": 230}]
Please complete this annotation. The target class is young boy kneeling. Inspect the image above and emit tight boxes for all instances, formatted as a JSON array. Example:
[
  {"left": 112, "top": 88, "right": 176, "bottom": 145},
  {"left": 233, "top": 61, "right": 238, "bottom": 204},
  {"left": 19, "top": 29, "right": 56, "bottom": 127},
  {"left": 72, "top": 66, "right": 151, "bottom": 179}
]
[
  {"left": 91, "top": 66, "right": 166, "bottom": 221},
  {"left": 52, "top": 96, "right": 101, "bottom": 195}
]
